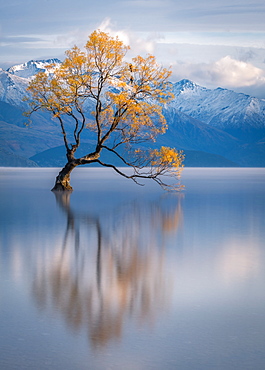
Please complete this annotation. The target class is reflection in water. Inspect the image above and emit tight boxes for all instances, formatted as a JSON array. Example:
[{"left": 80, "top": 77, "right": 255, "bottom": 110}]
[
  {"left": 32, "top": 192, "right": 182, "bottom": 349},
  {"left": 217, "top": 237, "right": 261, "bottom": 284},
  {"left": 1, "top": 169, "right": 265, "bottom": 369}
]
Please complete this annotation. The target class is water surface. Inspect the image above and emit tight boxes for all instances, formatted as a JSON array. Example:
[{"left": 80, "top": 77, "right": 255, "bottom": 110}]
[{"left": 0, "top": 167, "right": 265, "bottom": 369}]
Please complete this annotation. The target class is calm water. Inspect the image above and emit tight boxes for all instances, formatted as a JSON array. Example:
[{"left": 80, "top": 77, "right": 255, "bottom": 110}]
[{"left": 0, "top": 167, "right": 265, "bottom": 370}]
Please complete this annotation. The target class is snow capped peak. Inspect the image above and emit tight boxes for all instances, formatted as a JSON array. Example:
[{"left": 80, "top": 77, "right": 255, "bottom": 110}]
[
  {"left": 1, "top": 57, "right": 265, "bottom": 131},
  {"left": 0, "top": 68, "right": 30, "bottom": 107},
  {"left": 173, "top": 79, "right": 208, "bottom": 96},
  {"left": 216, "top": 87, "right": 226, "bottom": 91},
  {"left": 7, "top": 59, "right": 62, "bottom": 79},
  {"left": 169, "top": 79, "right": 265, "bottom": 129},
  {"left": 176, "top": 79, "right": 196, "bottom": 88}
]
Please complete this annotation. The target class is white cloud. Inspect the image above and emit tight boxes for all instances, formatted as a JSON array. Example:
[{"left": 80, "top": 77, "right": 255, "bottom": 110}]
[
  {"left": 98, "top": 18, "right": 131, "bottom": 46},
  {"left": 158, "top": 31, "right": 265, "bottom": 49},
  {"left": 2, "top": 8, "right": 265, "bottom": 99},
  {"left": 171, "top": 56, "right": 265, "bottom": 96},
  {"left": 97, "top": 17, "right": 163, "bottom": 56},
  {"left": 211, "top": 56, "right": 265, "bottom": 87}
]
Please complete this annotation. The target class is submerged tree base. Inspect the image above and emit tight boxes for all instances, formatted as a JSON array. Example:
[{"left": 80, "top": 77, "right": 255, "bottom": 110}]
[
  {"left": 51, "top": 168, "right": 75, "bottom": 192},
  {"left": 51, "top": 184, "right": 73, "bottom": 192},
  {"left": 51, "top": 177, "right": 73, "bottom": 191}
]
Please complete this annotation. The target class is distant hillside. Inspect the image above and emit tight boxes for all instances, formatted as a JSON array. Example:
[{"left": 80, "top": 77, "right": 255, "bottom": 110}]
[
  {"left": 0, "top": 148, "right": 38, "bottom": 167},
  {"left": 30, "top": 144, "right": 127, "bottom": 167},
  {"left": 0, "top": 59, "right": 265, "bottom": 167},
  {"left": 183, "top": 150, "right": 239, "bottom": 167},
  {"left": 30, "top": 144, "right": 239, "bottom": 168}
]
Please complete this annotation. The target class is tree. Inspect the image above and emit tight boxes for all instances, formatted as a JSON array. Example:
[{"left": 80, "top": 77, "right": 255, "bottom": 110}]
[{"left": 26, "top": 30, "right": 184, "bottom": 191}]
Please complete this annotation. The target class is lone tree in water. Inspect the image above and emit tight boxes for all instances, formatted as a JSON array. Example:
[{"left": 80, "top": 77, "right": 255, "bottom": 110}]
[{"left": 26, "top": 30, "right": 184, "bottom": 191}]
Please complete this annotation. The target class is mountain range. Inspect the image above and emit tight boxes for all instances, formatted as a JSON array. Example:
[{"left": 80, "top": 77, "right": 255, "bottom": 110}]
[{"left": 0, "top": 59, "right": 265, "bottom": 167}]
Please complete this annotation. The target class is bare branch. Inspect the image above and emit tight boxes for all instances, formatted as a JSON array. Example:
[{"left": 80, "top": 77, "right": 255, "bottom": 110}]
[{"left": 96, "top": 160, "right": 145, "bottom": 186}]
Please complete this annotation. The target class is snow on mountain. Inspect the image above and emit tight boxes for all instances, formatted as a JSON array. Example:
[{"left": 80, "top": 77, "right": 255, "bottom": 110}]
[
  {"left": 0, "top": 59, "right": 62, "bottom": 107},
  {"left": 1, "top": 60, "right": 265, "bottom": 167},
  {"left": 171, "top": 79, "right": 265, "bottom": 130},
  {"left": 173, "top": 79, "right": 209, "bottom": 96},
  {"left": 0, "top": 69, "right": 30, "bottom": 107},
  {"left": 7, "top": 59, "right": 62, "bottom": 79},
  {"left": 2, "top": 60, "right": 265, "bottom": 132}
]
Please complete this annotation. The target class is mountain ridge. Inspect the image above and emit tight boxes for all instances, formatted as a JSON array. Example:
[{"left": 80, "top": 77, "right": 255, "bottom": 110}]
[{"left": 0, "top": 59, "right": 264, "bottom": 167}]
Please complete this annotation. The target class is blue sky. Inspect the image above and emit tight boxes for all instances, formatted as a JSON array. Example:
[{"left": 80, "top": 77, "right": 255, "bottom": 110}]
[{"left": 1, "top": 0, "right": 265, "bottom": 97}]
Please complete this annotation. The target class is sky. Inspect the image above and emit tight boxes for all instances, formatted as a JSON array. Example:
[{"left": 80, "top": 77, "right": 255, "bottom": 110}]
[{"left": 1, "top": 0, "right": 265, "bottom": 98}]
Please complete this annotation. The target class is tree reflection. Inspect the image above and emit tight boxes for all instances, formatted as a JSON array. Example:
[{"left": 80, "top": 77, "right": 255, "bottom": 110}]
[{"left": 32, "top": 192, "right": 182, "bottom": 349}]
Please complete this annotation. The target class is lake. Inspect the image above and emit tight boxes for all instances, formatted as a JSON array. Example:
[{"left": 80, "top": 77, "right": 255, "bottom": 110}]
[{"left": 0, "top": 167, "right": 265, "bottom": 370}]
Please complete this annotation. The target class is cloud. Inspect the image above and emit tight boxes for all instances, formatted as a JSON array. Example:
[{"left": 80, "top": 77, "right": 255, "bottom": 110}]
[
  {"left": 88, "top": 21, "right": 265, "bottom": 98},
  {"left": 210, "top": 56, "right": 265, "bottom": 87},
  {"left": 236, "top": 49, "right": 257, "bottom": 63},
  {"left": 0, "top": 36, "right": 45, "bottom": 47},
  {"left": 97, "top": 17, "right": 163, "bottom": 56},
  {"left": 171, "top": 56, "right": 265, "bottom": 96},
  {"left": 121, "top": 0, "right": 170, "bottom": 8},
  {"left": 98, "top": 18, "right": 131, "bottom": 46}
]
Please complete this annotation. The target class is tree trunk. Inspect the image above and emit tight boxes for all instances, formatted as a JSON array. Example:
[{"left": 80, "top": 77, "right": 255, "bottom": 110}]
[{"left": 51, "top": 161, "right": 77, "bottom": 192}]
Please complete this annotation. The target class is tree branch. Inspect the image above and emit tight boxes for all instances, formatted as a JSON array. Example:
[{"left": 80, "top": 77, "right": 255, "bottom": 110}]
[
  {"left": 96, "top": 160, "right": 145, "bottom": 185},
  {"left": 55, "top": 113, "right": 71, "bottom": 153},
  {"left": 96, "top": 159, "right": 180, "bottom": 190}
]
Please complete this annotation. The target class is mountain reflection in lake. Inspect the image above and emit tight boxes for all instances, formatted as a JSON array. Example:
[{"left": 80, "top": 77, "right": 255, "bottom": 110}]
[{"left": 0, "top": 167, "right": 265, "bottom": 370}]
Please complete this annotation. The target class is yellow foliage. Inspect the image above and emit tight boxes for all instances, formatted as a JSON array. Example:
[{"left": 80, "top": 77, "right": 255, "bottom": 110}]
[
  {"left": 26, "top": 29, "right": 184, "bottom": 191},
  {"left": 27, "top": 30, "right": 174, "bottom": 139},
  {"left": 152, "top": 147, "right": 185, "bottom": 168}
]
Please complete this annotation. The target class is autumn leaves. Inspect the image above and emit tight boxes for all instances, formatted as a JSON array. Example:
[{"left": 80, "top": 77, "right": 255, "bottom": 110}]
[{"left": 26, "top": 30, "right": 184, "bottom": 191}]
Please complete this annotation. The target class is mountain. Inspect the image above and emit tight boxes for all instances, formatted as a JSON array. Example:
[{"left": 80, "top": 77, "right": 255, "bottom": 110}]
[
  {"left": 7, "top": 59, "right": 62, "bottom": 79},
  {"left": 170, "top": 79, "right": 265, "bottom": 142},
  {"left": 0, "top": 147, "right": 38, "bottom": 167},
  {"left": 30, "top": 144, "right": 239, "bottom": 168},
  {"left": 0, "top": 69, "right": 30, "bottom": 107},
  {"left": 0, "top": 60, "right": 264, "bottom": 167},
  {"left": 30, "top": 143, "right": 129, "bottom": 167}
]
